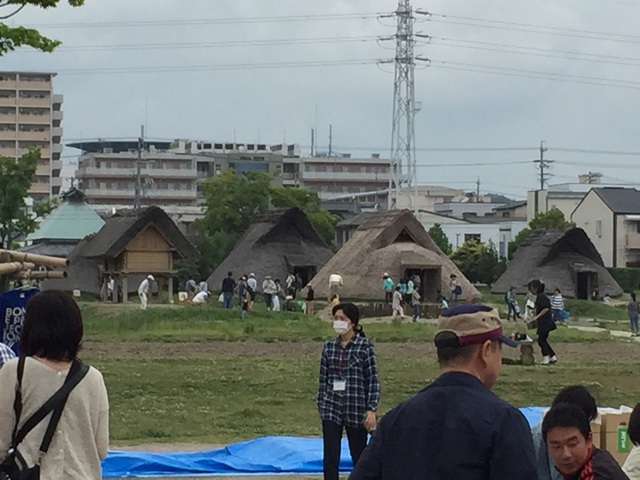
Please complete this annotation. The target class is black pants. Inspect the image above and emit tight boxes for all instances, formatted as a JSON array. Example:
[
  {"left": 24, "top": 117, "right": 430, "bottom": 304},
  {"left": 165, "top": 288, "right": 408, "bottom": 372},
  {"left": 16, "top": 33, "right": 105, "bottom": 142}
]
[
  {"left": 385, "top": 291, "right": 392, "bottom": 303},
  {"left": 538, "top": 330, "right": 556, "bottom": 357},
  {"left": 322, "top": 420, "right": 368, "bottom": 480},
  {"left": 264, "top": 293, "right": 273, "bottom": 308}
]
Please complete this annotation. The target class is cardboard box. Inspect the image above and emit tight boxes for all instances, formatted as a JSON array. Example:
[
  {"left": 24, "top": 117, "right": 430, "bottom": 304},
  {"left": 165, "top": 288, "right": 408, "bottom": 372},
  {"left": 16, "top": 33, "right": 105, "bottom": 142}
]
[{"left": 601, "top": 412, "right": 631, "bottom": 465}]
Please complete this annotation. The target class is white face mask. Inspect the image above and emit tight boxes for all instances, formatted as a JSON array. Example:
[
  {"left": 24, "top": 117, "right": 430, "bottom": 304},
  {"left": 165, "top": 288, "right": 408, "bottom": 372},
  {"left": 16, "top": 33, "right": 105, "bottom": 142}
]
[{"left": 333, "top": 320, "right": 350, "bottom": 335}]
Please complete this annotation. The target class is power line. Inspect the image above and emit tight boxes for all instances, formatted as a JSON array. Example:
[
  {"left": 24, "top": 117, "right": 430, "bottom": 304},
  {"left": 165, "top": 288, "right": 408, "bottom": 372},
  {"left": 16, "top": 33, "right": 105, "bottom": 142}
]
[{"left": 25, "top": 12, "right": 380, "bottom": 29}]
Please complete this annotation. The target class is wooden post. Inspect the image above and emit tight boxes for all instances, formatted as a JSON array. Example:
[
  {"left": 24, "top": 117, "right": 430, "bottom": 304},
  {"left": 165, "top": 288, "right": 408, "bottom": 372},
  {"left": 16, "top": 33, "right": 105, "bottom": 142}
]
[
  {"left": 168, "top": 276, "right": 174, "bottom": 304},
  {"left": 122, "top": 276, "right": 128, "bottom": 303}
]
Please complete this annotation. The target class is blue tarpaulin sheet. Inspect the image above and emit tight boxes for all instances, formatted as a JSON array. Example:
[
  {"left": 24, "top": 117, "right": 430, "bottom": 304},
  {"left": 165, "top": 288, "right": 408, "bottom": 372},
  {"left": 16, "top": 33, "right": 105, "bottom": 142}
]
[{"left": 102, "top": 407, "right": 547, "bottom": 477}]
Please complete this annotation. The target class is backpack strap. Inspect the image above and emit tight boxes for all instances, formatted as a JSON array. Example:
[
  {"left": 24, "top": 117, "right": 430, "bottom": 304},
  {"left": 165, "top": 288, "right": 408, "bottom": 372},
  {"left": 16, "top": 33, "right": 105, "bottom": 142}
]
[
  {"left": 11, "top": 359, "right": 90, "bottom": 452},
  {"left": 10, "top": 356, "right": 26, "bottom": 444}
]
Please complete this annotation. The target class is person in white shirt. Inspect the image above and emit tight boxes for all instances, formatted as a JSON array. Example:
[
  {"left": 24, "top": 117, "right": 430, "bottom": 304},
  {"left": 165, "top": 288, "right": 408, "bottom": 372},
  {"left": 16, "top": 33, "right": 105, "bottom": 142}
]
[
  {"left": 138, "top": 275, "right": 155, "bottom": 310},
  {"left": 107, "top": 275, "right": 114, "bottom": 302},
  {"left": 329, "top": 273, "right": 344, "bottom": 301},
  {"left": 192, "top": 291, "right": 210, "bottom": 304}
]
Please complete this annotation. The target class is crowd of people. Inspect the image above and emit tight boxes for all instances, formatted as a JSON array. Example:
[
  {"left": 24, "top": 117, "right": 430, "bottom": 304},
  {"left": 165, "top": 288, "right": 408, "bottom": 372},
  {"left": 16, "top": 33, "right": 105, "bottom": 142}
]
[{"left": 320, "top": 301, "right": 639, "bottom": 480}]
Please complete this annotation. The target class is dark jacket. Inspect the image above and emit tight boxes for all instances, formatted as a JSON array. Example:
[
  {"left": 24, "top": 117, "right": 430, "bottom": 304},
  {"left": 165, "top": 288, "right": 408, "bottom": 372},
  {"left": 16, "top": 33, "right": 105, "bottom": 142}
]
[
  {"left": 563, "top": 448, "right": 630, "bottom": 480},
  {"left": 536, "top": 293, "right": 556, "bottom": 334},
  {"left": 349, "top": 371, "right": 538, "bottom": 480},
  {"left": 221, "top": 277, "right": 236, "bottom": 294}
]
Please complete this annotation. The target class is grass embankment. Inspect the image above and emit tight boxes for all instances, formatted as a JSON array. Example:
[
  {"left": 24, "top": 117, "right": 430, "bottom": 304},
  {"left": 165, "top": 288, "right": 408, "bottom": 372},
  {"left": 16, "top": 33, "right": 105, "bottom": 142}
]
[{"left": 82, "top": 304, "right": 611, "bottom": 343}]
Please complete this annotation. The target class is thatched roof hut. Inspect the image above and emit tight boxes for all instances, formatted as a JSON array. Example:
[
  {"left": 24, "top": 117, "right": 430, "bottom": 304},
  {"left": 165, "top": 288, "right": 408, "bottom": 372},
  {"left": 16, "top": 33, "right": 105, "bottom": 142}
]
[
  {"left": 207, "top": 208, "right": 334, "bottom": 290},
  {"left": 43, "top": 206, "right": 198, "bottom": 297},
  {"left": 491, "top": 228, "right": 622, "bottom": 299},
  {"left": 308, "top": 209, "right": 479, "bottom": 302}
]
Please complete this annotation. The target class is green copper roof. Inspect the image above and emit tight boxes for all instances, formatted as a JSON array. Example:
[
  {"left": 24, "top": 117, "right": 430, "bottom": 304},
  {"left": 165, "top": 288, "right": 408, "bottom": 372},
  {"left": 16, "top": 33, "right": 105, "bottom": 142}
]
[{"left": 27, "top": 196, "right": 105, "bottom": 242}]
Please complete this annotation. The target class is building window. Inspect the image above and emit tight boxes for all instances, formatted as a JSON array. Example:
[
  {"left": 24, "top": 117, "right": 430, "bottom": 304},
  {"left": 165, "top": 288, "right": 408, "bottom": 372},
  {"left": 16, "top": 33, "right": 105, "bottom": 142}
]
[
  {"left": 464, "top": 234, "right": 482, "bottom": 243},
  {"left": 596, "top": 220, "right": 602, "bottom": 237}
]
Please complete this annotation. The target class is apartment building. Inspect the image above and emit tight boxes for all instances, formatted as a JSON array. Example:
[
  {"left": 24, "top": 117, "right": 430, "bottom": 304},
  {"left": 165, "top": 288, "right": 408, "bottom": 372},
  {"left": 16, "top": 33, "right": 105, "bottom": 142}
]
[
  {"left": 72, "top": 140, "right": 297, "bottom": 207},
  {"left": 0, "top": 72, "right": 63, "bottom": 201},
  {"left": 282, "top": 154, "right": 391, "bottom": 201}
]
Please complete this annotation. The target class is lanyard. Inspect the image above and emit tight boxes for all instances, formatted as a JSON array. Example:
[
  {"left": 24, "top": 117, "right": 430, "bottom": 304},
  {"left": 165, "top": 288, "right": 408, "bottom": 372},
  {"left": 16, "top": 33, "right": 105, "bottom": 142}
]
[{"left": 337, "top": 346, "right": 348, "bottom": 377}]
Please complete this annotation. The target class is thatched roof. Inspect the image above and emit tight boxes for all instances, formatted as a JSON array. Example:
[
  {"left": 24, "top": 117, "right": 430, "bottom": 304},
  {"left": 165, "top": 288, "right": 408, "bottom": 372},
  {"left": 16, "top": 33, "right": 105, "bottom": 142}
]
[
  {"left": 308, "top": 209, "right": 479, "bottom": 301},
  {"left": 206, "top": 208, "right": 333, "bottom": 289},
  {"left": 42, "top": 206, "right": 199, "bottom": 295},
  {"left": 82, "top": 206, "right": 198, "bottom": 259},
  {"left": 491, "top": 228, "right": 623, "bottom": 298}
]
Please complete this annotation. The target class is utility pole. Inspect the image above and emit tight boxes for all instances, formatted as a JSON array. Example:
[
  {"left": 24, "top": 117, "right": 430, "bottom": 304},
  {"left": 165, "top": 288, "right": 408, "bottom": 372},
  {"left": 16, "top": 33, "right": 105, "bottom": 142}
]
[
  {"left": 134, "top": 125, "right": 144, "bottom": 209},
  {"left": 310, "top": 128, "right": 315, "bottom": 157},
  {"left": 328, "top": 124, "right": 333, "bottom": 157},
  {"left": 476, "top": 177, "right": 481, "bottom": 203},
  {"left": 380, "top": 1, "right": 429, "bottom": 211},
  {"left": 533, "top": 141, "right": 554, "bottom": 190}
]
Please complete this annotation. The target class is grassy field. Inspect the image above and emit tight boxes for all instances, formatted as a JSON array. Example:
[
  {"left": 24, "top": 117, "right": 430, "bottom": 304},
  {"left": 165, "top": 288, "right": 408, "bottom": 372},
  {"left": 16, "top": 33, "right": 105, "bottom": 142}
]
[{"left": 78, "top": 301, "right": 640, "bottom": 446}]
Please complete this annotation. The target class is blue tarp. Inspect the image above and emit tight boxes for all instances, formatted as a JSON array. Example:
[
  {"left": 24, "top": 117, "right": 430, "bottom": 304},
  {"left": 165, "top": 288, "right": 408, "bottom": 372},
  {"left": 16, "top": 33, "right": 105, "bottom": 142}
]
[{"left": 102, "top": 407, "right": 547, "bottom": 478}]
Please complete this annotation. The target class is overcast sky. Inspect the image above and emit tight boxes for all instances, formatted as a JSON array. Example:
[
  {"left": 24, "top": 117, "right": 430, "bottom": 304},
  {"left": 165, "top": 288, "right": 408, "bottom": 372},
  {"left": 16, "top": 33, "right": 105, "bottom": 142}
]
[{"left": 4, "top": 0, "right": 640, "bottom": 199}]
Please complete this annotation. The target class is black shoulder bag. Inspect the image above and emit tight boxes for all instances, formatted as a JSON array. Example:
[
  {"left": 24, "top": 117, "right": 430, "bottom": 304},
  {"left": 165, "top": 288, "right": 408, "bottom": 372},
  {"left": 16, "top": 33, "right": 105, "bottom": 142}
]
[{"left": 0, "top": 357, "right": 89, "bottom": 480}]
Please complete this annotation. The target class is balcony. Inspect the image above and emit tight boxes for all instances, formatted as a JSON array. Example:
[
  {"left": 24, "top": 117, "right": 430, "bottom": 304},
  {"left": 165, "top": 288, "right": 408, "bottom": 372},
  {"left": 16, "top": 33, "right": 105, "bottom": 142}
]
[
  {"left": 36, "top": 166, "right": 50, "bottom": 176},
  {"left": 17, "top": 96, "right": 50, "bottom": 107},
  {"left": 0, "top": 97, "right": 16, "bottom": 107},
  {"left": 52, "top": 160, "right": 62, "bottom": 171},
  {"left": 17, "top": 79, "right": 51, "bottom": 91},
  {"left": 0, "top": 147, "right": 15, "bottom": 157},
  {"left": 77, "top": 166, "right": 197, "bottom": 179},
  {"left": 52, "top": 111, "right": 63, "bottom": 122},
  {"left": 302, "top": 171, "right": 390, "bottom": 182},
  {"left": 52, "top": 127, "right": 62, "bottom": 138},
  {"left": 0, "top": 112, "right": 16, "bottom": 123},
  {"left": 17, "top": 114, "right": 50, "bottom": 124},
  {"left": 51, "top": 177, "right": 62, "bottom": 187},
  {"left": 0, "top": 78, "right": 16, "bottom": 89},
  {"left": 83, "top": 188, "right": 197, "bottom": 200},
  {"left": 0, "top": 130, "right": 16, "bottom": 141},
  {"left": 626, "top": 234, "right": 640, "bottom": 250},
  {"left": 18, "top": 130, "right": 49, "bottom": 142}
]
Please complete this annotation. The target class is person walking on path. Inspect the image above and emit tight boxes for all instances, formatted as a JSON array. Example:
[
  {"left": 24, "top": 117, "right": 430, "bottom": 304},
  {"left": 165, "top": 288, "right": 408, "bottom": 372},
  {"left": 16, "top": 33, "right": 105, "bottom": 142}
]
[
  {"left": 405, "top": 277, "right": 414, "bottom": 305},
  {"left": 262, "top": 276, "right": 277, "bottom": 310},
  {"left": 551, "top": 288, "right": 566, "bottom": 324},
  {"left": 449, "top": 274, "right": 461, "bottom": 302},
  {"left": 411, "top": 288, "right": 421, "bottom": 322},
  {"left": 531, "top": 385, "right": 598, "bottom": 480},
  {"left": 505, "top": 286, "right": 518, "bottom": 321},
  {"left": 391, "top": 287, "right": 404, "bottom": 319},
  {"left": 628, "top": 293, "right": 639, "bottom": 337},
  {"left": 317, "top": 302, "right": 380, "bottom": 480},
  {"left": 329, "top": 273, "right": 343, "bottom": 301},
  {"left": 305, "top": 285, "right": 315, "bottom": 315},
  {"left": 382, "top": 274, "right": 394, "bottom": 304},
  {"left": 350, "top": 303, "right": 538, "bottom": 480},
  {"left": 138, "top": 275, "right": 154, "bottom": 310},
  {"left": 221, "top": 272, "right": 236, "bottom": 309},
  {"left": 186, "top": 278, "right": 197, "bottom": 301},
  {"left": 530, "top": 280, "right": 558, "bottom": 365},
  {"left": 247, "top": 273, "right": 258, "bottom": 310}
]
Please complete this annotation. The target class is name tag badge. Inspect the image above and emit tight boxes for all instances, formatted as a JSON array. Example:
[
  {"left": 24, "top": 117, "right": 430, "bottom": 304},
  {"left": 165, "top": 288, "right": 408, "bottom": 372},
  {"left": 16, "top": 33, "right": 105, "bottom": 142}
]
[{"left": 333, "top": 380, "right": 347, "bottom": 392}]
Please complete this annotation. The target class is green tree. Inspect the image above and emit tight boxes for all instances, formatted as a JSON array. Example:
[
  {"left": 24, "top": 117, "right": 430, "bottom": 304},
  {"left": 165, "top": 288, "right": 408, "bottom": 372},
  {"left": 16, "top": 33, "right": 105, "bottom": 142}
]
[
  {"left": 0, "top": 149, "right": 55, "bottom": 247},
  {"left": 508, "top": 207, "right": 574, "bottom": 259},
  {"left": 450, "top": 239, "right": 502, "bottom": 285},
  {"left": 270, "top": 186, "right": 339, "bottom": 248},
  {"left": 428, "top": 223, "right": 452, "bottom": 255},
  {"left": 0, "top": 1, "right": 84, "bottom": 57}
]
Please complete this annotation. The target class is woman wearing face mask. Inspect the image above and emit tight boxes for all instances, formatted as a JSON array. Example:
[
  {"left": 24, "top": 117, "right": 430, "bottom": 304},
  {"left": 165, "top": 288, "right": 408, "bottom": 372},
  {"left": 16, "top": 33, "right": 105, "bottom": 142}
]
[{"left": 316, "top": 302, "right": 380, "bottom": 480}]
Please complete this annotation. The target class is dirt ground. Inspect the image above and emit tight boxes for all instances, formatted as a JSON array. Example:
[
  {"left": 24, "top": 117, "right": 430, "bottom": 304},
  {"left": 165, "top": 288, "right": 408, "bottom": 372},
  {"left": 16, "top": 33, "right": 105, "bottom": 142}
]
[{"left": 85, "top": 338, "right": 638, "bottom": 363}]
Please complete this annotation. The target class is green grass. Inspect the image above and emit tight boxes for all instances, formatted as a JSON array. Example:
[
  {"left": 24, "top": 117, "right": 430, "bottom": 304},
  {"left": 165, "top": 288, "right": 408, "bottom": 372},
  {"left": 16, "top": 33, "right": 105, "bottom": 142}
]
[
  {"left": 81, "top": 304, "right": 610, "bottom": 343},
  {"left": 90, "top": 354, "right": 640, "bottom": 445}
]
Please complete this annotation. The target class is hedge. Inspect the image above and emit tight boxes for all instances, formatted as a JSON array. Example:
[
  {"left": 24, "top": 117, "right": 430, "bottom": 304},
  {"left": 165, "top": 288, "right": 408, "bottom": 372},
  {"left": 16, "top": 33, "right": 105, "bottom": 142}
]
[{"left": 608, "top": 268, "right": 640, "bottom": 293}]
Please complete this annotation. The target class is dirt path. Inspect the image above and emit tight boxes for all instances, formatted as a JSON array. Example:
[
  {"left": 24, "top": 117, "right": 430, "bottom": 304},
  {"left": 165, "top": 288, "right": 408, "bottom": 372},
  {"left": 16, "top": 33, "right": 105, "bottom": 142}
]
[{"left": 85, "top": 338, "right": 639, "bottom": 362}]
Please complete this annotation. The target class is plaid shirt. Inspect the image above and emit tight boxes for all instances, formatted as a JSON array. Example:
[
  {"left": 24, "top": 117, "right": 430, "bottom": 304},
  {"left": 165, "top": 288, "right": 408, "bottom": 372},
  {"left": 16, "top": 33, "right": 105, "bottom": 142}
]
[
  {"left": 0, "top": 342, "right": 15, "bottom": 369},
  {"left": 317, "top": 334, "right": 380, "bottom": 428}
]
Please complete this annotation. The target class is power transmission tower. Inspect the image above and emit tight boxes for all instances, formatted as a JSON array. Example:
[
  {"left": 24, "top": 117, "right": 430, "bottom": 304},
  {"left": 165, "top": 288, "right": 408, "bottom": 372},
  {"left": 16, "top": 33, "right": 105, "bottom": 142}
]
[
  {"left": 134, "top": 125, "right": 144, "bottom": 209},
  {"left": 533, "top": 141, "right": 554, "bottom": 190},
  {"left": 380, "top": 1, "right": 428, "bottom": 211}
]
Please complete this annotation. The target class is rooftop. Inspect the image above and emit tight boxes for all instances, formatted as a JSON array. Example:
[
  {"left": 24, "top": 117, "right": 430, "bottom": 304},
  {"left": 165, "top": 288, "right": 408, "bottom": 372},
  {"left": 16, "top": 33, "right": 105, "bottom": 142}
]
[{"left": 593, "top": 187, "right": 640, "bottom": 214}]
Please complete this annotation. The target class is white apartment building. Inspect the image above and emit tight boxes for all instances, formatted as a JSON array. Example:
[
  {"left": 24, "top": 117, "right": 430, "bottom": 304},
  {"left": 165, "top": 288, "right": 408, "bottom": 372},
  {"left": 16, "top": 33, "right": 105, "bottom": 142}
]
[{"left": 0, "top": 71, "right": 63, "bottom": 201}]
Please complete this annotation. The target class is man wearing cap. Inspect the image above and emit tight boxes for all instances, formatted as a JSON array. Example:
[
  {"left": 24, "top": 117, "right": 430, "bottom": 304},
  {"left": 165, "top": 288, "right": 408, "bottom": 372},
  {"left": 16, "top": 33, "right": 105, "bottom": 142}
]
[
  {"left": 350, "top": 304, "right": 538, "bottom": 480},
  {"left": 138, "top": 275, "right": 155, "bottom": 310}
]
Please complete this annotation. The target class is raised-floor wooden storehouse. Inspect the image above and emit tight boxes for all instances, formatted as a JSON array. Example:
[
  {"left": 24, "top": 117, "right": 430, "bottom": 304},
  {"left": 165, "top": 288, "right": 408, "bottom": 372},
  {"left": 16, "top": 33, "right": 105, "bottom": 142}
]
[
  {"left": 491, "top": 228, "right": 623, "bottom": 299},
  {"left": 207, "top": 208, "right": 334, "bottom": 290},
  {"left": 309, "top": 209, "right": 479, "bottom": 301},
  {"left": 43, "top": 206, "right": 198, "bottom": 300}
]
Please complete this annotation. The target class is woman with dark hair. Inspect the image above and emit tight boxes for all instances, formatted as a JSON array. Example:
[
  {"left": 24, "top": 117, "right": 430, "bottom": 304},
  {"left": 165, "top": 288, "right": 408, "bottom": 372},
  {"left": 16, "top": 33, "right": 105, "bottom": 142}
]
[
  {"left": 529, "top": 280, "right": 557, "bottom": 365},
  {"left": 624, "top": 402, "right": 640, "bottom": 479},
  {"left": 0, "top": 291, "right": 109, "bottom": 479},
  {"left": 316, "top": 302, "right": 380, "bottom": 480}
]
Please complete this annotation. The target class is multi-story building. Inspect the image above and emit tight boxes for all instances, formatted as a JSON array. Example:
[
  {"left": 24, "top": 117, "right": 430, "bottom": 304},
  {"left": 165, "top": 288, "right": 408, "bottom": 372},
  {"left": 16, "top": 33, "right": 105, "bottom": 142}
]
[
  {"left": 282, "top": 154, "right": 391, "bottom": 202},
  {"left": 0, "top": 71, "right": 63, "bottom": 201}
]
